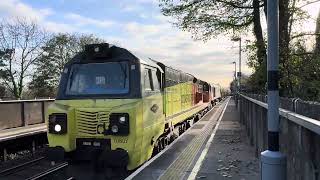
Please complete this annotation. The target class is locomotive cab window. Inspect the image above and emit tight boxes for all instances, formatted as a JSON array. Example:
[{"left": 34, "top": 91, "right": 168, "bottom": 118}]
[
  {"left": 151, "top": 70, "right": 160, "bottom": 91},
  {"left": 66, "top": 62, "right": 129, "bottom": 95},
  {"left": 144, "top": 68, "right": 153, "bottom": 91}
]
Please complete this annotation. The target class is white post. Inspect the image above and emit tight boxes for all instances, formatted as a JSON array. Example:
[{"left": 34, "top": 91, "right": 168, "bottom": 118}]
[{"left": 261, "top": 0, "right": 286, "bottom": 179}]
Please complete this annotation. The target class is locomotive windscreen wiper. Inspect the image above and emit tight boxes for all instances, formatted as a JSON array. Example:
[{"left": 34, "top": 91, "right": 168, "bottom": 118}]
[
  {"left": 118, "top": 62, "right": 127, "bottom": 88},
  {"left": 68, "top": 66, "right": 78, "bottom": 90}
]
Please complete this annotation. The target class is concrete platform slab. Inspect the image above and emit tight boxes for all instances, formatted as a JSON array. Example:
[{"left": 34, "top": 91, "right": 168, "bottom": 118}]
[
  {"left": 0, "top": 124, "right": 46, "bottom": 142},
  {"left": 191, "top": 99, "right": 259, "bottom": 180},
  {"left": 128, "top": 98, "right": 259, "bottom": 180}
]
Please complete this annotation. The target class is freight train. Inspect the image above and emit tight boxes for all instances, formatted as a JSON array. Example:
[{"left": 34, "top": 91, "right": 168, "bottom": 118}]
[{"left": 46, "top": 43, "right": 221, "bottom": 170}]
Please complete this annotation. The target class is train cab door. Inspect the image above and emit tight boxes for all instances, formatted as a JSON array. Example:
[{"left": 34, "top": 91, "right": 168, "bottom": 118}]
[{"left": 141, "top": 66, "right": 164, "bottom": 162}]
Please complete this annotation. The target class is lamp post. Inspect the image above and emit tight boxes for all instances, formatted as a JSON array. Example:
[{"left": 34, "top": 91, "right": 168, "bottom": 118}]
[
  {"left": 231, "top": 37, "right": 241, "bottom": 92},
  {"left": 231, "top": 61, "right": 237, "bottom": 96},
  {"left": 231, "top": 37, "right": 241, "bottom": 110}
]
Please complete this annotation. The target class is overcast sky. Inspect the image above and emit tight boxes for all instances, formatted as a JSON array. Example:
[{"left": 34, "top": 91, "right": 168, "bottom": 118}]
[{"left": 0, "top": 0, "right": 319, "bottom": 88}]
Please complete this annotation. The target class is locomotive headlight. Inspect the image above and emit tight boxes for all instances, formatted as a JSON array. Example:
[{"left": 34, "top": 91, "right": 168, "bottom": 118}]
[
  {"left": 111, "top": 125, "right": 119, "bottom": 133},
  {"left": 54, "top": 124, "right": 62, "bottom": 132},
  {"left": 108, "top": 113, "right": 129, "bottom": 135},
  {"left": 119, "top": 116, "right": 126, "bottom": 124},
  {"left": 48, "top": 113, "right": 67, "bottom": 134}
]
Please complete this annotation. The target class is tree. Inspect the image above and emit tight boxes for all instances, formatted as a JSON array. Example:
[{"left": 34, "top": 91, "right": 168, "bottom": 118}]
[
  {"left": 159, "top": 0, "right": 268, "bottom": 94},
  {"left": 315, "top": 11, "right": 320, "bottom": 55},
  {"left": 0, "top": 18, "right": 49, "bottom": 98},
  {"left": 159, "top": 0, "right": 320, "bottom": 99},
  {"left": 28, "top": 33, "right": 104, "bottom": 97},
  {"left": 0, "top": 84, "right": 5, "bottom": 98},
  {"left": 159, "top": 0, "right": 266, "bottom": 63}
]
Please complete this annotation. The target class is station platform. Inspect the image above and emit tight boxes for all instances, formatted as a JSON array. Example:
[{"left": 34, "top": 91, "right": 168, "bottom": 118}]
[
  {"left": 128, "top": 97, "right": 259, "bottom": 180},
  {"left": 0, "top": 124, "right": 46, "bottom": 142}
]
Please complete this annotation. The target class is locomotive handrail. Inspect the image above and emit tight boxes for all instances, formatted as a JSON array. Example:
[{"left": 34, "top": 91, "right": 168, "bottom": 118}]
[{"left": 240, "top": 94, "right": 320, "bottom": 135}]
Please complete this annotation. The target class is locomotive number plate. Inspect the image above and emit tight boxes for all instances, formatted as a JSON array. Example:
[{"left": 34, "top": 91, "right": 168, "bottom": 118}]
[
  {"left": 113, "top": 138, "right": 128, "bottom": 143},
  {"left": 76, "top": 138, "right": 111, "bottom": 149}
]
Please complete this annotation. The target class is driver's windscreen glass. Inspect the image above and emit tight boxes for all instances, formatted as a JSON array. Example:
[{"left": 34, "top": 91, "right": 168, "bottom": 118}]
[{"left": 66, "top": 62, "right": 129, "bottom": 95}]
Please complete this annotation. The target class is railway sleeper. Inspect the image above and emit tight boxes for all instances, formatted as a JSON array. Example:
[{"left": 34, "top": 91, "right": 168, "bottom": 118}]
[{"left": 0, "top": 133, "right": 47, "bottom": 161}]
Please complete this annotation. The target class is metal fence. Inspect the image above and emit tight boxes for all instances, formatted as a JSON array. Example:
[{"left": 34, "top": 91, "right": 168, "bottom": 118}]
[
  {"left": 0, "top": 99, "right": 54, "bottom": 130},
  {"left": 239, "top": 94, "right": 320, "bottom": 180},
  {"left": 244, "top": 94, "right": 320, "bottom": 121}
]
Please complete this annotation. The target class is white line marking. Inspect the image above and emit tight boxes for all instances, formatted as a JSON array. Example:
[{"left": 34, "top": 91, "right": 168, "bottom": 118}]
[
  {"left": 187, "top": 97, "right": 230, "bottom": 180},
  {"left": 157, "top": 99, "right": 228, "bottom": 180},
  {"left": 125, "top": 101, "right": 224, "bottom": 180}
]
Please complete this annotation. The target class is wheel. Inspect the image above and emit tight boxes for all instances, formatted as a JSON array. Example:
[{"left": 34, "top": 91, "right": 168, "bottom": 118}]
[{"left": 152, "top": 140, "right": 161, "bottom": 156}]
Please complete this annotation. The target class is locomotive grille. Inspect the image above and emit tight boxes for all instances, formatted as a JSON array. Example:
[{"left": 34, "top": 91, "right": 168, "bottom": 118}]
[{"left": 76, "top": 109, "right": 110, "bottom": 136}]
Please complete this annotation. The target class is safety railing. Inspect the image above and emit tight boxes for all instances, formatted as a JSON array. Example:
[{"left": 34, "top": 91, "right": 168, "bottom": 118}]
[
  {"left": 239, "top": 94, "right": 320, "bottom": 180},
  {"left": 0, "top": 99, "right": 54, "bottom": 130},
  {"left": 244, "top": 93, "right": 320, "bottom": 121}
]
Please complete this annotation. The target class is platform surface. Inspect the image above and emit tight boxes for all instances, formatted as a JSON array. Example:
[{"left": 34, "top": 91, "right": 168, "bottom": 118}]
[
  {"left": 0, "top": 124, "right": 46, "bottom": 142},
  {"left": 129, "top": 98, "right": 259, "bottom": 180},
  {"left": 190, "top": 99, "right": 259, "bottom": 180}
]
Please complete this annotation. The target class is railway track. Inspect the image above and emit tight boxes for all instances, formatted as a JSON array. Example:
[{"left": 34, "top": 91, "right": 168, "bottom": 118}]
[
  {"left": 25, "top": 162, "right": 69, "bottom": 180},
  {"left": 0, "top": 157, "right": 45, "bottom": 176},
  {"left": 0, "top": 156, "right": 69, "bottom": 180}
]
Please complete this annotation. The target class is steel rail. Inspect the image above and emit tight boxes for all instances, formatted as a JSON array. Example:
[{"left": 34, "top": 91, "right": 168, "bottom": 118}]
[
  {"left": 0, "top": 156, "right": 45, "bottom": 176},
  {"left": 26, "top": 162, "right": 68, "bottom": 180}
]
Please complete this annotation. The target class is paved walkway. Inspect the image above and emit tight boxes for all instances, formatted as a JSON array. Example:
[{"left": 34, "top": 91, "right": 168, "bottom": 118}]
[
  {"left": 192, "top": 99, "right": 259, "bottom": 180},
  {"left": 130, "top": 98, "right": 260, "bottom": 180}
]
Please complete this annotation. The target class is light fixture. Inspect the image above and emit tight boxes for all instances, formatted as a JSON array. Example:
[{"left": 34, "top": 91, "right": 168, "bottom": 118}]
[
  {"left": 119, "top": 116, "right": 126, "bottom": 124},
  {"left": 54, "top": 124, "right": 62, "bottom": 132},
  {"left": 111, "top": 125, "right": 119, "bottom": 133}
]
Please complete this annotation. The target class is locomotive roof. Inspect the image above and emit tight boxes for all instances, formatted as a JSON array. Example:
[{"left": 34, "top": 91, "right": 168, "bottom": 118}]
[
  {"left": 65, "top": 44, "right": 162, "bottom": 72},
  {"left": 133, "top": 52, "right": 163, "bottom": 73},
  {"left": 66, "top": 43, "right": 216, "bottom": 85}
]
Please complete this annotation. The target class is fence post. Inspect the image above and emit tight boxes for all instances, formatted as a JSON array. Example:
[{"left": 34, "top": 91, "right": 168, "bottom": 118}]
[
  {"left": 240, "top": 95, "right": 243, "bottom": 123},
  {"left": 251, "top": 103, "right": 256, "bottom": 146},
  {"left": 21, "top": 101, "right": 26, "bottom": 127},
  {"left": 41, "top": 101, "right": 45, "bottom": 123}
]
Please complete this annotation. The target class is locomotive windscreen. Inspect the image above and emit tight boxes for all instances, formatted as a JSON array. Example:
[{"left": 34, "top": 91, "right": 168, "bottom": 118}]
[{"left": 65, "top": 61, "right": 129, "bottom": 95}]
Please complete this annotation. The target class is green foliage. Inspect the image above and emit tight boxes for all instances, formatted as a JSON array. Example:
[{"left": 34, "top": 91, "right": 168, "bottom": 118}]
[
  {"left": 160, "top": 0, "right": 320, "bottom": 101},
  {"left": 288, "top": 39, "right": 320, "bottom": 101},
  {"left": 28, "top": 33, "right": 104, "bottom": 97},
  {"left": 244, "top": 40, "right": 267, "bottom": 93}
]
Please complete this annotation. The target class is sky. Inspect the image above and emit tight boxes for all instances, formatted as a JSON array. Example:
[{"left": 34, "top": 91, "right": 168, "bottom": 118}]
[{"left": 0, "top": 0, "right": 319, "bottom": 88}]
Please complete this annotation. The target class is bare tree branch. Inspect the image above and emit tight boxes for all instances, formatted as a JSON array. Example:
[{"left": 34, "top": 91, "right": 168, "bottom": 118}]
[
  {"left": 298, "top": 0, "right": 320, "bottom": 8},
  {"left": 291, "top": 33, "right": 320, "bottom": 39},
  {"left": 0, "top": 18, "right": 49, "bottom": 98}
]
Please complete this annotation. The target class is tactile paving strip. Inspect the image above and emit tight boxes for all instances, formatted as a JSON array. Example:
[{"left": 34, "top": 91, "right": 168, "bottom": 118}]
[{"left": 158, "top": 99, "right": 229, "bottom": 180}]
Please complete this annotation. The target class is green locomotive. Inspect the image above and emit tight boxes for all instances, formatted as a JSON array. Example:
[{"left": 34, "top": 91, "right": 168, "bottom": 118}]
[{"left": 47, "top": 43, "right": 220, "bottom": 170}]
